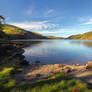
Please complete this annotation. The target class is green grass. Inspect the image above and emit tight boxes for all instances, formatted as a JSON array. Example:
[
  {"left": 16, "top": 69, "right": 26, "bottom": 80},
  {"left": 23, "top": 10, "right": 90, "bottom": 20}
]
[
  {"left": 0, "top": 66, "right": 92, "bottom": 92},
  {"left": 0, "top": 67, "right": 16, "bottom": 92},
  {"left": 2, "top": 25, "right": 25, "bottom": 35},
  {"left": 11, "top": 73, "right": 92, "bottom": 92}
]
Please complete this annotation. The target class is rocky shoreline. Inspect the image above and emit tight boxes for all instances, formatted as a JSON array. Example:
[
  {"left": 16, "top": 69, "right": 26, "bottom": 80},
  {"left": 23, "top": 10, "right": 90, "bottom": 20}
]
[
  {"left": 12, "top": 62, "right": 92, "bottom": 88},
  {"left": 0, "top": 44, "right": 30, "bottom": 70}
]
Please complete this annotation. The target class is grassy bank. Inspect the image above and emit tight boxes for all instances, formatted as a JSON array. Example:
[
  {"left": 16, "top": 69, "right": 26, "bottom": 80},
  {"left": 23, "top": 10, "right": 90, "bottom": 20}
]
[{"left": 0, "top": 65, "right": 92, "bottom": 92}]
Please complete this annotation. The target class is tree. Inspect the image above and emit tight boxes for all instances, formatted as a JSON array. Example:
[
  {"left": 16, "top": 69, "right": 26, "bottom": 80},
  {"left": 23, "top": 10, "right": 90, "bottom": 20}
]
[
  {"left": 0, "top": 15, "right": 10, "bottom": 39},
  {"left": 0, "top": 15, "right": 5, "bottom": 24},
  {"left": 0, "top": 15, "right": 6, "bottom": 39},
  {"left": 0, "top": 15, "right": 5, "bottom": 31}
]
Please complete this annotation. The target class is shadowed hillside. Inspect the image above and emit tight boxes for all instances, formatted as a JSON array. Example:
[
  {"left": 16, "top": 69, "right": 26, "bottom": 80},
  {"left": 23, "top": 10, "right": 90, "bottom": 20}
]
[{"left": 0, "top": 29, "right": 8, "bottom": 39}]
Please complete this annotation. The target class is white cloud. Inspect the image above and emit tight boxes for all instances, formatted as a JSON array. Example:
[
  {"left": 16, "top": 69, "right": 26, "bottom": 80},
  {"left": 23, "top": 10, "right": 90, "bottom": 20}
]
[
  {"left": 80, "top": 17, "right": 92, "bottom": 25},
  {"left": 9, "top": 21, "right": 58, "bottom": 30},
  {"left": 9, "top": 21, "right": 79, "bottom": 37},
  {"left": 44, "top": 9, "right": 54, "bottom": 17},
  {"left": 37, "top": 29, "right": 77, "bottom": 34},
  {"left": 46, "top": 9, "right": 54, "bottom": 15},
  {"left": 83, "top": 19, "right": 92, "bottom": 25}
]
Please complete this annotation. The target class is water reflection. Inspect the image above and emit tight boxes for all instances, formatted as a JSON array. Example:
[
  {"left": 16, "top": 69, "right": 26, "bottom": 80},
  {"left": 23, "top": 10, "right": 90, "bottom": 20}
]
[
  {"left": 23, "top": 40, "right": 92, "bottom": 65},
  {"left": 70, "top": 40, "right": 92, "bottom": 48}
]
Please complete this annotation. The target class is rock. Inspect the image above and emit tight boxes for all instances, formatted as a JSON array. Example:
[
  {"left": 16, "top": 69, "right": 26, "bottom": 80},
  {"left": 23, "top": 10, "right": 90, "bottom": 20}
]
[
  {"left": 42, "top": 76, "right": 48, "bottom": 79},
  {"left": 54, "top": 64, "right": 63, "bottom": 68},
  {"left": 42, "top": 75, "right": 50, "bottom": 79},
  {"left": 64, "top": 67, "right": 72, "bottom": 73},
  {"left": 81, "top": 66, "right": 86, "bottom": 71},
  {"left": 86, "top": 65, "right": 89, "bottom": 70},
  {"left": 0, "top": 44, "right": 26, "bottom": 65},
  {"left": 36, "top": 74, "right": 42, "bottom": 77},
  {"left": 74, "top": 64, "right": 80, "bottom": 66}
]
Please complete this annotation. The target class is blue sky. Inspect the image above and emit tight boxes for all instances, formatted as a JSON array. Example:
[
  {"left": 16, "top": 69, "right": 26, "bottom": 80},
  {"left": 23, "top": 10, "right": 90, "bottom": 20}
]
[{"left": 0, "top": 0, "right": 92, "bottom": 37}]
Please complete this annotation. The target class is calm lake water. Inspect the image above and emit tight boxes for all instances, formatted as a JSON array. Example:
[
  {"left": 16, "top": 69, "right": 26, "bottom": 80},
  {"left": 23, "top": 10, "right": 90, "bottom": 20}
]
[{"left": 23, "top": 40, "right": 92, "bottom": 65}]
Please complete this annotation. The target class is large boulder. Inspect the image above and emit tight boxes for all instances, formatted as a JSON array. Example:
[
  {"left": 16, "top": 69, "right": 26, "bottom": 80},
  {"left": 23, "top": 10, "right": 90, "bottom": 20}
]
[{"left": 64, "top": 67, "right": 72, "bottom": 73}]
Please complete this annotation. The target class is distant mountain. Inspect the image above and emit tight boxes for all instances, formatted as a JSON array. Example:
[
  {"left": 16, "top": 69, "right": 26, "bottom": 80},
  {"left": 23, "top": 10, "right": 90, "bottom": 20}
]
[
  {"left": 67, "top": 31, "right": 92, "bottom": 40},
  {"left": 45, "top": 35, "right": 64, "bottom": 39}
]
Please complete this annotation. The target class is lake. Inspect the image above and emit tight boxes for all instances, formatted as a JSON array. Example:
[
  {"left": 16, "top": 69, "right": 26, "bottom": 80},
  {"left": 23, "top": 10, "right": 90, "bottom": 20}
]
[{"left": 23, "top": 40, "right": 92, "bottom": 65}]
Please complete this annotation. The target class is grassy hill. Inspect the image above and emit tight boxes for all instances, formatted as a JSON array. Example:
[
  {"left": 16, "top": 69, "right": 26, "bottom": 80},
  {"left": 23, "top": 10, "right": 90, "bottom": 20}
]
[
  {"left": 1, "top": 24, "right": 48, "bottom": 39},
  {"left": 68, "top": 31, "right": 92, "bottom": 40},
  {"left": 0, "top": 24, "right": 63, "bottom": 39},
  {"left": 0, "top": 24, "right": 9, "bottom": 39}
]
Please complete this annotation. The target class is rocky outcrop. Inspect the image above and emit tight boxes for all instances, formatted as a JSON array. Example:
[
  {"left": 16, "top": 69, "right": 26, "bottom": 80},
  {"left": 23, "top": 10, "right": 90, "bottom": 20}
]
[{"left": 0, "top": 44, "right": 26, "bottom": 64}]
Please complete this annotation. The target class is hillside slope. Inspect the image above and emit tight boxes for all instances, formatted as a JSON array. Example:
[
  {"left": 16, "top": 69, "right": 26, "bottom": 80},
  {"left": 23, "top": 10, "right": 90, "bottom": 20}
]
[
  {"left": 1, "top": 24, "right": 64, "bottom": 39},
  {"left": 2, "top": 24, "right": 48, "bottom": 39},
  {"left": 0, "top": 24, "right": 9, "bottom": 39},
  {"left": 68, "top": 31, "right": 92, "bottom": 40}
]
